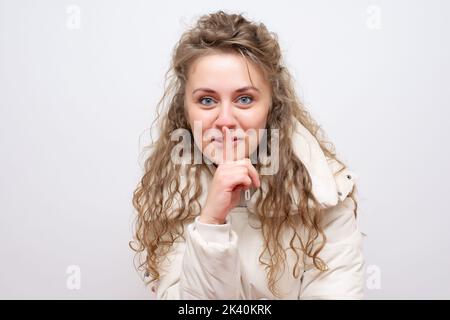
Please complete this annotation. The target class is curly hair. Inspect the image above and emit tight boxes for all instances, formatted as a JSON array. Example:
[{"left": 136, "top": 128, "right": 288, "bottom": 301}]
[{"left": 130, "top": 10, "right": 358, "bottom": 298}]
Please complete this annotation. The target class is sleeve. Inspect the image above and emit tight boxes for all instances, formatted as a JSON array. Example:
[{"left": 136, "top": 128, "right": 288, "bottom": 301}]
[
  {"left": 298, "top": 196, "right": 365, "bottom": 300},
  {"left": 155, "top": 214, "right": 242, "bottom": 300}
]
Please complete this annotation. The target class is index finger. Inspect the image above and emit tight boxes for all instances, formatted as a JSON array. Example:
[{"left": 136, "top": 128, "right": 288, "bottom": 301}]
[{"left": 222, "top": 126, "right": 233, "bottom": 164}]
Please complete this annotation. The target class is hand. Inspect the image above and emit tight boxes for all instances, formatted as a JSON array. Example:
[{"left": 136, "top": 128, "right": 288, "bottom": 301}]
[{"left": 199, "top": 127, "right": 261, "bottom": 225}]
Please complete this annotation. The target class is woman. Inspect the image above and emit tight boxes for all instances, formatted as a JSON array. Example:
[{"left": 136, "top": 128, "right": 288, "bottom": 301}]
[{"left": 131, "top": 10, "right": 364, "bottom": 299}]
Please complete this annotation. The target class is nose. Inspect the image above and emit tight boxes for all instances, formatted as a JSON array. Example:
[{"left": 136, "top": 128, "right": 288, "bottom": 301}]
[{"left": 213, "top": 102, "right": 237, "bottom": 130}]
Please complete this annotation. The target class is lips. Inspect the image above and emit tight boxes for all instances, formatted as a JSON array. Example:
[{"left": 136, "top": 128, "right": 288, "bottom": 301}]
[{"left": 211, "top": 136, "right": 242, "bottom": 143}]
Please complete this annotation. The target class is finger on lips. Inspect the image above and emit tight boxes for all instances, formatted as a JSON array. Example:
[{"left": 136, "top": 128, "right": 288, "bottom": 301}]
[{"left": 222, "top": 126, "right": 234, "bottom": 164}]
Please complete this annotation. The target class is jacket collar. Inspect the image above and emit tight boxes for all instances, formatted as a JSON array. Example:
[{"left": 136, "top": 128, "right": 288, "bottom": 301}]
[{"left": 290, "top": 117, "right": 339, "bottom": 208}]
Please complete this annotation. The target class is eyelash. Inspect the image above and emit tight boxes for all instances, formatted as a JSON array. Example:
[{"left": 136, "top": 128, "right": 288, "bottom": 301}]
[{"left": 197, "top": 95, "right": 254, "bottom": 106}]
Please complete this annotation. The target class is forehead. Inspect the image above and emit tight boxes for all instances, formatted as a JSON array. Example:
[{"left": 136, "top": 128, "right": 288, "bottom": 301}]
[{"left": 186, "top": 52, "right": 269, "bottom": 91}]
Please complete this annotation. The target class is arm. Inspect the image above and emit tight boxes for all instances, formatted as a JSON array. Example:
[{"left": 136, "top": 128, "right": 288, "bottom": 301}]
[
  {"left": 155, "top": 215, "right": 241, "bottom": 300},
  {"left": 299, "top": 197, "right": 365, "bottom": 299}
]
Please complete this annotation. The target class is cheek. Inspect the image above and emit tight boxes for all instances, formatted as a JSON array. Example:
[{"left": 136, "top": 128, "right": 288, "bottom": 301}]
[
  {"left": 239, "top": 109, "right": 269, "bottom": 131},
  {"left": 241, "top": 107, "right": 270, "bottom": 151},
  {"left": 187, "top": 106, "right": 213, "bottom": 125},
  {"left": 186, "top": 108, "right": 215, "bottom": 147}
]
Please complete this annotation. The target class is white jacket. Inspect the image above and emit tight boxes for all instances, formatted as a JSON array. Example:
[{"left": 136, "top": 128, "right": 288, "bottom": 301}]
[{"left": 153, "top": 119, "right": 365, "bottom": 299}]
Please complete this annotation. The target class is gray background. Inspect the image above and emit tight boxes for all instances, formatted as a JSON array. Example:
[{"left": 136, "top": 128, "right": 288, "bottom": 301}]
[{"left": 1, "top": 0, "right": 449, "bottom": 299}]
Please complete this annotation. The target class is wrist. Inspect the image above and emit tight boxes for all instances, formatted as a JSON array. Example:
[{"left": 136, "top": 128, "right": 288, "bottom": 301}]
[{"left": 199, "top": 209, "right": 226, "bottom": 225}]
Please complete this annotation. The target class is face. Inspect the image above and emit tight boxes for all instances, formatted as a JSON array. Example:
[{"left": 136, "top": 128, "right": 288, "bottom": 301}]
[{"left": 184, "top": 52, "right": 272, "bottom": 164}]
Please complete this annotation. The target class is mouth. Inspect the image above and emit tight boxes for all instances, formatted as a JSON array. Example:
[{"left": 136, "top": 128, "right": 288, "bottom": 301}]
[{"left": 211, "top": 136, "right": 243, "bottom": 144}]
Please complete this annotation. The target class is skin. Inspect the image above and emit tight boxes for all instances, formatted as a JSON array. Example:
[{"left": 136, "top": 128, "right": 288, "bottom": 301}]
[{"left": 184, "top": 51, "right": 272, "bottom": 224}]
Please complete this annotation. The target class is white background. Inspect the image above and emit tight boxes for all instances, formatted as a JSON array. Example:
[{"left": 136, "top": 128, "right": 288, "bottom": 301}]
[{"left": 1, "top": 0, "right": 449, "bottom": 299}]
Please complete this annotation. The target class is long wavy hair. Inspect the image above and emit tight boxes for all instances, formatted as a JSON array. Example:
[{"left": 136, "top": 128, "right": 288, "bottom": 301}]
[{"left": 130, "top": 10, "right": 358, "bottom": 298}]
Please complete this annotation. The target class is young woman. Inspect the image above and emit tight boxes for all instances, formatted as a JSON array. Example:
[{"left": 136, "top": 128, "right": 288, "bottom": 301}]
[{"left": 131, "top": 11, "right": 364, "bottom": 299}]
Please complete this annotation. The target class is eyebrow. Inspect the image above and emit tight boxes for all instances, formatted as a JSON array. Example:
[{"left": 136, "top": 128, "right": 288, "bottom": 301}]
[{"left": 192, "top": 86, "right": 260, "bottom": 95}]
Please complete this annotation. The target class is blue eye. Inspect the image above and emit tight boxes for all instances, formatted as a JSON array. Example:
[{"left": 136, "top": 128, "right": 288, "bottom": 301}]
[
  {"left": 238, "top": 96, "right": 253, "bottom": 105},
  {"left": 199, "top": 97, "right": 216, "bottom": 106}
]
